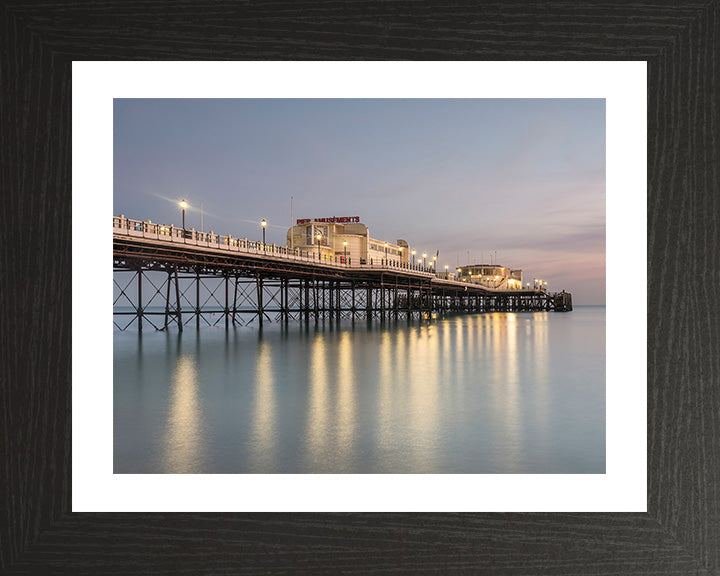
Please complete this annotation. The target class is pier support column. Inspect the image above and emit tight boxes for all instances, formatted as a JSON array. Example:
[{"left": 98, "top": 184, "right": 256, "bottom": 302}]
[
  {"left": 224, "top": 273, "right": 229, "bottom": 329},
  {"left": 337, "top": 281, "right": 342, "bottom": 321},
  {"left": 380, "top": 274, "right": 385, "bottom": 321},
  {"left": 366, "top": 286, "right": 372, "bottom": 320},
  {"left": 164, "top": 268, "right": 172, "bottom": 330},
  {"left": 328, "top": 280, "right": 333, "bottom": 320},
  {"left": 351, "top": 281, "right": 356, "bottom": 320},
  {"left": 257, "top": 275, "right": 264, "bottom": 327},
  {"left": 137, "top": 269, "right": 143, "bottom": 332},
  {"left": 232, "top": 275, "right": 239, "bottom": 325},
  {"left": 298, "top": 279, "right": 303, "bottom": 321},
  {"left": 284, "top": 278, "right": 289, "bottom": 323},
  {"left": 394, "top": 282, "right": 399, "bottom": 320},
  {"left": 305, "top": 279, "right": 310, "bottom": 323},
  {"left": 196, "top": 268, "right": 201, "bottom": 330},
  {"left": 407, "top": 280, "right": 412, "bottom": 319},
  {"left": 314, "top": 278, "right": 319, "bottom": 323},
  {"left": 175, "top": 265, "right": 183, "bottom": 332}
]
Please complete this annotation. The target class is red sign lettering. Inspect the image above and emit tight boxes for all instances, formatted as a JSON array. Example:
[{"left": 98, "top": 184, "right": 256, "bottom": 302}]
[{"left": 296, "top": 216, "right": 360, "bottom": 225}]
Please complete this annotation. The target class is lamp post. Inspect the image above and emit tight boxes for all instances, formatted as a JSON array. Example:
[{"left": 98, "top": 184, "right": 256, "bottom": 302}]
[
  {"left": 179, "top": 199, "right": 188, "bottom": 233},
  {"left": 445, "top": 265, "right": 449, "bottom": 277},
  {"left": 422, "top": 252, "right": 427, "bottom": 268},
  {"left": 433, "top": 255, "right": 437, "bottom": 271},
  {"left": 261, "top": 219, "right": 266, "bottom": 245},
  {"left": 316, "top": 232, "right": 322, "bottom": 259},
  {"left": 412, "top": 250, "right": 416, "bottom": 266},
  {"left": 384, "top": 242, "right": 388, "bottom": 263},
  {"left": 343, "top": 240, "right": 347, "bottom": 262}
]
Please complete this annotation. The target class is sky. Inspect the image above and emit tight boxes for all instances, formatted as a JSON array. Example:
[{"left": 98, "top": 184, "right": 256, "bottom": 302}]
[{"left": 114, "top": 98, "right": 605, "bottom": 305}]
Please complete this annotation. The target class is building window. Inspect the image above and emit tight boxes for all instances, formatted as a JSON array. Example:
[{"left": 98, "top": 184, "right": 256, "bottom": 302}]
[{"left": 307, "top": 225, "right": 329, "bottom": 246}]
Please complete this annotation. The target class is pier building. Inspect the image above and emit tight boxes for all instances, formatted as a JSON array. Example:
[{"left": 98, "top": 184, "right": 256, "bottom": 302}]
[
  {"left": 287, "top": 217, "right": 409, "bottom": 266},
  {"left": 456, "top": 265, "right": 524, "bottom": 290}
]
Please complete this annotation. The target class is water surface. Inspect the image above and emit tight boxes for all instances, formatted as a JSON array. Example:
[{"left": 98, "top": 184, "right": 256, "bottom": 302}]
[{"left": 114, "top": 307, "right": 605, "bottom": 473}]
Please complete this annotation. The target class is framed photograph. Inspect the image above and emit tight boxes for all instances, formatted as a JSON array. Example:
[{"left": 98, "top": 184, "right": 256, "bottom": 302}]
[{"left": 3, "top": 2, "right": 717, "bottom": 574}]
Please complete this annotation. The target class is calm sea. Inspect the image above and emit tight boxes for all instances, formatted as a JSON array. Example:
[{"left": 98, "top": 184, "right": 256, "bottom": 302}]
[{"left": 114, "top": 307, "right": 605, "bottom": 474}]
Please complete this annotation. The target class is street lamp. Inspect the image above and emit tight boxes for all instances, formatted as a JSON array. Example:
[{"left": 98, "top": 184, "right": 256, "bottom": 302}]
[
  {"left": 343, "top": 240, "right": 348, "bottom": 262},
  {"left": 261, "top": 219, "right": 266, "bottom": 245},
  {"left": 316, "top": 232, "right": 322, "bottom": 259},
  {"left": 422, "top": 252, "right": 427, "bottom": 268},
  {"left": 445, "top": 265, "right": 449, "bottom": 276},
  {"left": 179, "top": 199, "right": 188, "bottom": 232},
  {"left": 433, "top": 255, "right": 437, "bottom": 270},
  {"left": 412, "top": 249, "right": 416, "bottom": 266},
  {"left": 384, "top": 242, "right": 388, "bottom": 263}
]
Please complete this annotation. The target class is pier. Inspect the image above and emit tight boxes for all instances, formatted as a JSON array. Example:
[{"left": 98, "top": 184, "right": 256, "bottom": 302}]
[{"left": 113, "top": 216, "right": 572, "bottom": 331}]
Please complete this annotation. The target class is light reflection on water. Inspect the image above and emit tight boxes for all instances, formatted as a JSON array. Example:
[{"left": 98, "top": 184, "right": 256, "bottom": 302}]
[
  {"left": 162, "top": 354, "right": 205, "bottom": 473},
  {"left": 114, "top": 308, "right": 605, "bottom": 474}
]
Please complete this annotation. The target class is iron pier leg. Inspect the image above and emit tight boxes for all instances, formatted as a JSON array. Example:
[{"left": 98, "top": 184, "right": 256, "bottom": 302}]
[
  {"left": 418, "top": 284, "right": 423, "bottom": 319},
  {"left": 137, "top": 269, "right": 143, "bottom": 332},
  {"left": 175, "top": 265, "right": 183, "bottom": 332},
  {"left": 351, "top": 281, "right": 356, "bottom": 320},
  {"left": 232, "top": 275, "right": 238, "bottom": 325},
  {"left": 279, "top": 278, "right": 284, "bottom": 322},
  {"left": 224, "top": 274, "right": 229, "bottom": 329},
  {"left": 394, "top": 281, "right": 398, "bottom": 320},
  {"left": 324, "top": 280, "right": 329, "bottom": 320},
  {"left": 257, "top": 275, "right": 264, "bottom": 327},
  {"left": 285, "top": 278, "right": 290, "bottom": 323},
  {"left": 407, "top": 280, "right": 412, "bottom": 319},
  {"left": 366, "top": 286, "right": 372, "bottom": 320},
  {"left": 298, "top": 279, "right": 303, "bottom": 321},
  {"left": 380, "top": 274, "right": 385, "bottom": 322},
  {"left": 314, "top": 278, "right": 319, "bottom": 323},
  {"left": 164, "top": 268, "right": 172, "bottom": 330},
  {"left": 337, "top": 281, "right": 341, "bottom": 321},
  {"left": 305, "top": 279, "right": 310, "bottom": 323},
  {"left": 196, "top": 268, "right": 201, "bottom": 330}
]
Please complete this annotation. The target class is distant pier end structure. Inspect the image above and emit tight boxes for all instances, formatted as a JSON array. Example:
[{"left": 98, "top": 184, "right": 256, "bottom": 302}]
[{"left": 113, "top": 214, "right": 572, "bottom": 331}]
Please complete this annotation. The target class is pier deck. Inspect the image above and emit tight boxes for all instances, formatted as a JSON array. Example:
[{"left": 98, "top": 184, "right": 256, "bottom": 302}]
[{"left": 113, "top": 217, "right": 572, "bottom": 331}]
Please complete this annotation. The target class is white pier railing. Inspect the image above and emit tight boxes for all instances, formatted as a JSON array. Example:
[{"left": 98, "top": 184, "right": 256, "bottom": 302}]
[{"left": 113, "top": 215, "right": 546, "bottom": 294}]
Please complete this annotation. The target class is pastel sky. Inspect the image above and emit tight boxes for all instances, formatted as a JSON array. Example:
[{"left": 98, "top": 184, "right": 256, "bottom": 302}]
[{"left": 114, "top": 98, "right": 605, "bottom": 304}]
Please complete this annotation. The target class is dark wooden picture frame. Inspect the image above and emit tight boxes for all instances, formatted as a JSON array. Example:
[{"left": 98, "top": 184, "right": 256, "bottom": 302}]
[{"left": 2, "top": 2, "right": 718, "bottom": 574}]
